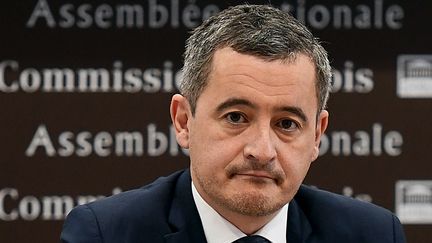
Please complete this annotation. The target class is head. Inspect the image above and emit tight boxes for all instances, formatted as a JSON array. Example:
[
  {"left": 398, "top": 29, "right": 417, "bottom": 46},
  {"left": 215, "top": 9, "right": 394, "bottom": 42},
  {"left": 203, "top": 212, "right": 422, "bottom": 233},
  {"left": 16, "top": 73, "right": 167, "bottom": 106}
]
[
  {"left": 181, "top": 4, "right": 332, "bottom": 115},
  {"left": 171, "top": 4, "right": 330, "bottom": 226}
]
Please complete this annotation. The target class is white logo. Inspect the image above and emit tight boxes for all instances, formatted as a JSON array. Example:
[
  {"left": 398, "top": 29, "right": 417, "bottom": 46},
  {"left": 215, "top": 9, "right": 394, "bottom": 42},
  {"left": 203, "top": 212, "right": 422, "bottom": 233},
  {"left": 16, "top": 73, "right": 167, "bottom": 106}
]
[
  {"left": 395, "top": 180, "right": 432, "bottom": 224},
  {"left": 397, "top": 55, "right": 432, "bottom": 98}
]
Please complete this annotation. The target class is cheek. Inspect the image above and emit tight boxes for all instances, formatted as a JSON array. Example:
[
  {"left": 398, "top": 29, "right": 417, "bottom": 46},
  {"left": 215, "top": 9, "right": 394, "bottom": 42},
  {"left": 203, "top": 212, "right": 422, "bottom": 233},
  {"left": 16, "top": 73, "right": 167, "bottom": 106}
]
[
  {"left": 278, "top": 138, "right": 315, "bottom": 180},
  {"left": 279, "top": 154, "right": 311, "bottom": 181},
  {"left": 189, "top": 128, "right": 244, "bottom": 174}
]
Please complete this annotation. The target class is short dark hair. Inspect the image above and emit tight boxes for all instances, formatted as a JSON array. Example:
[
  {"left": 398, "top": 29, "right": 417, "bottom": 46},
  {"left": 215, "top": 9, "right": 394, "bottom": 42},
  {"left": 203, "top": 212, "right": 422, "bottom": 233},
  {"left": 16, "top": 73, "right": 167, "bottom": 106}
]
[{"left": 180, "top": 4, "right": 331, "bottom": 114}]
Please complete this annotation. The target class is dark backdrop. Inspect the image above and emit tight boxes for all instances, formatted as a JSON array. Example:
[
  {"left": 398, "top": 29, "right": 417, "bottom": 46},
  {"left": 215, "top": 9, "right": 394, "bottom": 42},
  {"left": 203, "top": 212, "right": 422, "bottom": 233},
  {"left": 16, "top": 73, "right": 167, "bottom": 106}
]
[{"left": 1, "top": 0, "right": 431, "bottom": 242}]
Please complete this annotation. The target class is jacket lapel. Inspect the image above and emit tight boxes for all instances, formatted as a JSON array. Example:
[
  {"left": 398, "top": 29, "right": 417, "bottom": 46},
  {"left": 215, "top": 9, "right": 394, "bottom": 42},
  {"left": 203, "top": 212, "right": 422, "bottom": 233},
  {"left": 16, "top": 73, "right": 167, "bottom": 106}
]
[
  {"left": 164, "top": 169, "right": 207, "bottom": 243},
  {"left": 287, "top": 190, "right": 313, "bottom": 243}
]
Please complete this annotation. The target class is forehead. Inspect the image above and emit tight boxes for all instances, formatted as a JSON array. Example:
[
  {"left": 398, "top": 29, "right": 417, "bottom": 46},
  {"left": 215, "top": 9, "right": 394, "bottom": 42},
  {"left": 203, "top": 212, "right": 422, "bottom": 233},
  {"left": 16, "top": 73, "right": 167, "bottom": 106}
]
[{"left": 198, "top": 48, "right": 317, "bottom": 111}]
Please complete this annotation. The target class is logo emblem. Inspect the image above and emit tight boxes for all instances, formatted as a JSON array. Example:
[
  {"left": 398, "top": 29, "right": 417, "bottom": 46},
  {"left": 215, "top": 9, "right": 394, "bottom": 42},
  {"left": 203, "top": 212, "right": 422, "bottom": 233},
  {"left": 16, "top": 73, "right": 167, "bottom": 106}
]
[
  {"left": 395, "top": 180, "right": 432, "bottom": 224},
  {"left": 397, "top": 55, "right": 432, "bottom": 98}
]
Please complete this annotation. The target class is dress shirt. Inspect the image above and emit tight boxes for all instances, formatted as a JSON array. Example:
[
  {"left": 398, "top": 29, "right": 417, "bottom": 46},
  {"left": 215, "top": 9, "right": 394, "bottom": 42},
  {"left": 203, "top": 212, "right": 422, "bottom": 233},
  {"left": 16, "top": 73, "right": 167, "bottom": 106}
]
[{"left": 192, "top": 181, "right": 288, "bottom": 243}]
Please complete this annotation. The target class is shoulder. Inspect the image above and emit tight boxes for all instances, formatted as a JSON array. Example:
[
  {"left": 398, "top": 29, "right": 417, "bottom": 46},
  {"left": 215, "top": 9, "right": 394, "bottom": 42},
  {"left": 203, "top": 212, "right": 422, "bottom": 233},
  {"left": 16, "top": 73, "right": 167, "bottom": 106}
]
[
  {"left": 86, "top": 169, "right": 184, "bottom": 218},
  {"left": 296, "top": 185, "right": 392, "bottom": 219},
  {"left": 294, "top": 185, "right": 406, "bottom": 242},
  {"left": 61, "top": 170, "right": 186, "bottom": 243}
]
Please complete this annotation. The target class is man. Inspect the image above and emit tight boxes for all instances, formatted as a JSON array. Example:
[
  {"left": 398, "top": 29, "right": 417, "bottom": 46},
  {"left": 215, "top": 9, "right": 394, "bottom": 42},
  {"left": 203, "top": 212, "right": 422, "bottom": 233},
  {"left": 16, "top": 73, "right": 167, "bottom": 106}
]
[{"left": 61, "top": 4, "right": 406, "bottom": 243}]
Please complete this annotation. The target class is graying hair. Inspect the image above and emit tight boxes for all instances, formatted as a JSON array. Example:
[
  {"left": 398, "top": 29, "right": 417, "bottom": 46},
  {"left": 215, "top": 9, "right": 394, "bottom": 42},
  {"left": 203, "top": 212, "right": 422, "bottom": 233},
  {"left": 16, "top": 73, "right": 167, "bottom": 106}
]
[{"left": 180, "top": 4, "right": 331, "bottom": 114}]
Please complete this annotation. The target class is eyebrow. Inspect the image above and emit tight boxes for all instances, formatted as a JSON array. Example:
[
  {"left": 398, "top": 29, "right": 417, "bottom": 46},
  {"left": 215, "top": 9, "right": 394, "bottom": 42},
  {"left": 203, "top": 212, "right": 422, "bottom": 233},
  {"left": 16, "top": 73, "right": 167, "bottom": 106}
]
[
  {"left": 216, "top": 98, "right": 308, "bottom": 123},
  {"left": 278, "top": 106, "right": 308, "bottom": 123},
  {"left": 216, "top": 98, "right": 256, "bottom": 112}
]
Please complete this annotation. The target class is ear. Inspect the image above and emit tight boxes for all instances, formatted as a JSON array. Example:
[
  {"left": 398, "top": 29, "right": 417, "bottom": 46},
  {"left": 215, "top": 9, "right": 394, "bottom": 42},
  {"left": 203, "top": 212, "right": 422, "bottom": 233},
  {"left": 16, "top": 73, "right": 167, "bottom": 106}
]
[
  {"left": 311, "top": 110, "right": 329, "bottom": 161},
  {"left": 170, "top": 94, "right": 192, "bottom": 149}
]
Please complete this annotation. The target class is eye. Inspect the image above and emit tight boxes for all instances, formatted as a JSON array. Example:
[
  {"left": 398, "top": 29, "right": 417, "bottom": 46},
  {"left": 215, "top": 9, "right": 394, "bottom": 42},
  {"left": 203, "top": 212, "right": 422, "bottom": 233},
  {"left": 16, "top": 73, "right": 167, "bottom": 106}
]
[
  {"left": 225, "top": 112, "right": 247, "bottom": 124},
  {"left": 276, "top": 119, "right": 298, "bottom": 131}
]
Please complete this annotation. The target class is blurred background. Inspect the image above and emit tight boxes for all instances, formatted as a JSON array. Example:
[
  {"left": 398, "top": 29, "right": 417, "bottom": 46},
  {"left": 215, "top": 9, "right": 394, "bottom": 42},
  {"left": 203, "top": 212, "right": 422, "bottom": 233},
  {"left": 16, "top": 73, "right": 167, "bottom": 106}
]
[{"left": 1, "top": 0, "right": 431, "bottom": 242}]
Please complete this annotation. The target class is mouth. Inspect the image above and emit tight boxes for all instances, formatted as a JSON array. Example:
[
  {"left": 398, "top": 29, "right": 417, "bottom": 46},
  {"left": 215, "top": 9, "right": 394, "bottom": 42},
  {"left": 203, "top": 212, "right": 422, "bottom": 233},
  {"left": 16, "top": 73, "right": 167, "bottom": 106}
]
[
  {"left": 235, "top": 171, "right": 275, "bottom": 181},
  {"left": 226, "top": 165, "right": 284, "bottom": 185}
]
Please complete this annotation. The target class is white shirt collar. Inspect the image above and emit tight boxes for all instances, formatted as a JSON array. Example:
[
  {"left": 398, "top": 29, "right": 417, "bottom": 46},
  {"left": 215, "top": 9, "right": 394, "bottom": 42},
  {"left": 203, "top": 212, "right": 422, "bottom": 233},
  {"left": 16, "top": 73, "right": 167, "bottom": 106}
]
[{"left": 191, "top": 181, "right": 288, "bottom": 243}]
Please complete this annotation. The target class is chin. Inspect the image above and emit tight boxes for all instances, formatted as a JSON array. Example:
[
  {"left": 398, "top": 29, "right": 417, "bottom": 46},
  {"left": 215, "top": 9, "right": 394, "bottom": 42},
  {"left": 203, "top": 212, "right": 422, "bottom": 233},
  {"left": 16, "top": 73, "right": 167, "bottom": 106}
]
[{"left": 223, "top": 191, "right": 286, "bottom": 217}]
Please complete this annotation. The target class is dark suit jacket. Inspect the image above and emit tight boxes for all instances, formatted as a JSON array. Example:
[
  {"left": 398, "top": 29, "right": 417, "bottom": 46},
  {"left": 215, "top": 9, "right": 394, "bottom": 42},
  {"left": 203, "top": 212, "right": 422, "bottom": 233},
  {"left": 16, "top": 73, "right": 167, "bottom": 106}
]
[{"left": 60, "top": 169, "right": 406, "bottom": 243}]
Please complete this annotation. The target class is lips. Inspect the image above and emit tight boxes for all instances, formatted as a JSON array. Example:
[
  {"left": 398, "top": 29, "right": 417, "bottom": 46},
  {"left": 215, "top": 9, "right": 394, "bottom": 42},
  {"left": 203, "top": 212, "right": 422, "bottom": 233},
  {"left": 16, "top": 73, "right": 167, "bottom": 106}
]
[
  {"left": 235, "top": 171, "right": 275, "bottom": 180},
  {"left": 226, "top": 165, "right": 284, "bottom": 184}
]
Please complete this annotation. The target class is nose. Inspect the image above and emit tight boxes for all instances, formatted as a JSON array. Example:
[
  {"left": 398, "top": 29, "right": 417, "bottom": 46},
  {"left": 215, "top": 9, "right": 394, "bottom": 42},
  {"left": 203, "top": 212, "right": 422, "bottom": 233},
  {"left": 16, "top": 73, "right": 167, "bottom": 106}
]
[{"left": 243, "top": 123, "right": 277, "bottom": 164}]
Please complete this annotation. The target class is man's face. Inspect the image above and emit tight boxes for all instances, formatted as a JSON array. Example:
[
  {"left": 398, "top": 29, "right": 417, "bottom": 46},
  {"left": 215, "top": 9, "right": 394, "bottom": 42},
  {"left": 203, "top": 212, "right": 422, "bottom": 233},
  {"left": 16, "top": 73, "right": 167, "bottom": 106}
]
[{"left": 171, "top": 47, "right": 328, "bottom": 217}]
